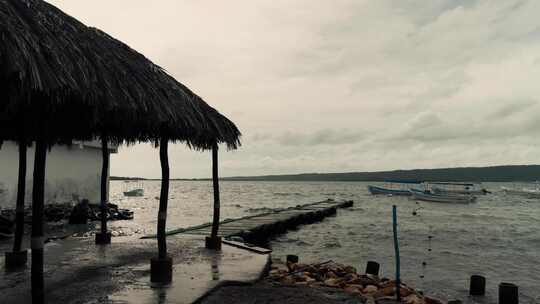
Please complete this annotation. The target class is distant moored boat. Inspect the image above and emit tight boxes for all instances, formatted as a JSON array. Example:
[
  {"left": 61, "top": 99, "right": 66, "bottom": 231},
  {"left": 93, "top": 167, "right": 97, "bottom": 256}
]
[
  {"left": 430, "top": 182, "right": 489, "bottom": 196},
  {"left": 123, "top": 188, "right": 144, "bottom": 197},
  {"left": 367, "top": 180, "right": 423, "bottom": 196},
  {"left": 410, "top": 188, "right": 476, "bottom": 204},
  {"left": 123, "top": 181, "right": 145, "bottom": 197},
  {"left": 501, "top": 185, "right": 540, "bottom": 199}
]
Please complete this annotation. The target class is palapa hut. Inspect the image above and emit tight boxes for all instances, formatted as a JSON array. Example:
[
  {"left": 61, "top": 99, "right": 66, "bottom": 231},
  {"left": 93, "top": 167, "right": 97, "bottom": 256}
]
[{"left": 0, "top": 0, "right": 240, "bottom": 302}]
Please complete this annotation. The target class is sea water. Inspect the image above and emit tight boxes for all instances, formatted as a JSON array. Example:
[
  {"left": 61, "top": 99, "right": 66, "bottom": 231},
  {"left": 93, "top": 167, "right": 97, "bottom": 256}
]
[{"left": 109, "top": 181, "right": 540, "bottom": 303}]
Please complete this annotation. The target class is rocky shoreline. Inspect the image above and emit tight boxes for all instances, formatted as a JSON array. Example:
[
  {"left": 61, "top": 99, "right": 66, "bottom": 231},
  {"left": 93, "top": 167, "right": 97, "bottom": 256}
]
[
  {"left": 200, "top": 257, "right": 457, "bottom": 304},
  {"left": 266, "top": 260, "right": 447, "bottom": 304}
]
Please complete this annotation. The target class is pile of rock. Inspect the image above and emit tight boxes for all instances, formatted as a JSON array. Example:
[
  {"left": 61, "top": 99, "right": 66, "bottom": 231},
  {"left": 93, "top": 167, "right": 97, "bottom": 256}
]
[
  {"left": 268, "top": 261, "right": 445, "bottom": 304},
  {"left": 69, "top": 201, "right": 134, "bottom": 223},
  {"left": 0, "top": 201, "right": 133, "bottom": 225},
  {"left": 1, "top": 202, "right": 79, "bottom": 223},
  {"left": 0, "top": 214, "right": 14, "bottom": 238},
  {"left": 91, "top": 202, "right": 134, "bottom": 221}
]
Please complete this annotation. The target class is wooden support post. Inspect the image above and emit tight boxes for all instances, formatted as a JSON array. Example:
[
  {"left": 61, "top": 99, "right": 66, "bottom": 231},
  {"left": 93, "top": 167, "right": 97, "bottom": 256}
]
[
  {"left": 286, "top": 254, "right": 299, "bottom": 272},
  {"left": 286, "top": 255, "right": 299, "bottom": 263},
  {"left": 151, "top": 136, "right": 172, "bottom": 283},
  {"left": 31, "top": 139, "right": 47, "bottom": 304},
  {"left": 13, "top": 139, "right": 27, "bottom": 252},
  {"left": 157, "top": 137, "right": 169, "bottom": 259},
  {"left": 211, "top": 143, "right": 220, "bottom": 238},
  {"left": 392, "top": 205, "right": 401, "bottom": 302},
  {"left": 5, "top": 139, "right": 28, "bottom": 269},
  {"left": 470, "top": 275, "right": 486, "bottom": 296},
  {"left": 365, "top": 261, "right": 380, "bottom": 276},
  {"left": 95, "top": 136, "right": 111, "bottom": 245},
  {"left": 206, "top": 143, "right": 222, "bottom": 250},
  {"left": 499, "top": 282, "right": 518, "bottom": 304}
]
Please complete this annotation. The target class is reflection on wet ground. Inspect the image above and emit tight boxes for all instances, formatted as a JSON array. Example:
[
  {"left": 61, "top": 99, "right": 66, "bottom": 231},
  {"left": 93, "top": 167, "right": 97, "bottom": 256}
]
[{"left": 0, "top": 235, "right": 269, "bottom": 304}]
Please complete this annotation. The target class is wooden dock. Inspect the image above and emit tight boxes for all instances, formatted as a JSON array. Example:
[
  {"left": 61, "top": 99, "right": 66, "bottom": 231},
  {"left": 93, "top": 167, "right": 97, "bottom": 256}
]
[{"left": 141, "top": 199, "right": 353, "bottom": 245}]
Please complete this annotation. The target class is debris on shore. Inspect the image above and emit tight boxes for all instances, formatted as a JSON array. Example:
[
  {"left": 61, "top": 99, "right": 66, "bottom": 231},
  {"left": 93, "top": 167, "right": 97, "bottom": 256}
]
[
  {"left": 268, "top": 260, "right": 445, "bottom": 304},
  {"left": 0, "top": 201, "right": 135, "bottom": 240},
  {"left": 0, "top": 201, "right": 133, "bottom": 224},
  {"left": 0, "top": 213, "right": 14, "bottom": 238}
]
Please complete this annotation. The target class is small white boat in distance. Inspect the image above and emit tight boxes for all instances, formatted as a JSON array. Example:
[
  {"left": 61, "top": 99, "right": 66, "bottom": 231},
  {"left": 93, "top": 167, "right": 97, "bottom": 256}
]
[
  {"left": 123, "top": 181, "right": 144, "bottom": 197},
  {"left": 430, "top": 182, "right": 489, "bottom": 195},
  {"left": 410, "top": 189, "right": 476, "bottom": 204},
  {"left": 123, "top": 188, "right": 144, "bottom": 197},
  {"left": 501, "top": 186, "right": 540, "bottom": 199}
]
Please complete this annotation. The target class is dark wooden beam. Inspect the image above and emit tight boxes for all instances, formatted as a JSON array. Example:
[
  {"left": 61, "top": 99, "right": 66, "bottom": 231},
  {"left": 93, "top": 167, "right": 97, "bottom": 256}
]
[
  {"left": 6, "top": 139, "right": 29, "bottom": 269},
  {"left": 151, "top": 136, "right": 173, "bottom": 283},
  {"left": 157, "top": 136, "right": 169, "bottom": 259},
  {"left": 31, "top": 139, "right": 47, "bottom": 304},
  {"left": 96, "top": 136, "right": 111, "bottom": 244},
  {"left": 210, "top": 143, "right": 220, "bottom": 238},
  {"left": 100, "top": 136, "right": 109, "bottom": 235},
  {"left": 13, "top": 140, "right": 27, "bottom": 252}
]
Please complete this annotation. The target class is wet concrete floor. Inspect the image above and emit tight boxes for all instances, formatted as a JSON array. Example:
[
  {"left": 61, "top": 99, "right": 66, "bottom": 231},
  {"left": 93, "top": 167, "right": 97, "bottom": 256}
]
[{"left": 0, "top": 235, "right": 270, "bottom": 304}]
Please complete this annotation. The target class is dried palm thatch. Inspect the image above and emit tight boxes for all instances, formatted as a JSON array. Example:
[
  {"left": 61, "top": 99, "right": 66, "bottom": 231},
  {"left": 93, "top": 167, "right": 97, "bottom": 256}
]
[
  {"left": 87, "top": 27, "right": 241, "bottom": 149},
  {"left": 0, "top": 0, "right": 241, "bottom": 148}
]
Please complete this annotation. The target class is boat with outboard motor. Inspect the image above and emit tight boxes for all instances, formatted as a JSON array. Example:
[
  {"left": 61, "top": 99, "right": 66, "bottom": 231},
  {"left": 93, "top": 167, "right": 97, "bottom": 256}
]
[
  {"left": 410, "top": 188, "right": 476, "bottom": 204},
  {"left": 368, "top": 180, "right": 423, "bottom": 196},
  {"left": 430, "top": 182, "right": 489, "bottom": 196},
  {"left": 501, "top": 185, "right": 540, "bottom": 198},
  {"left": 123, "top": 181, "right": 144, "bottom": 197}
]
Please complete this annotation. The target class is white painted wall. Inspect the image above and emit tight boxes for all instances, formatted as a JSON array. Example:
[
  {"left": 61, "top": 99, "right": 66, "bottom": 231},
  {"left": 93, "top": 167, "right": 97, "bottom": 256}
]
[{"left": 0, "top": 141, "right": 116, "bottom": 209}]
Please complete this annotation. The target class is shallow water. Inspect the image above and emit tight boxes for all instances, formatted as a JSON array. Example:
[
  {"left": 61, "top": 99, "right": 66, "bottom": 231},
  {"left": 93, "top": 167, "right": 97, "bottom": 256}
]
[{"left": 110, "top": 181, "right": 540, "bottom": 303}]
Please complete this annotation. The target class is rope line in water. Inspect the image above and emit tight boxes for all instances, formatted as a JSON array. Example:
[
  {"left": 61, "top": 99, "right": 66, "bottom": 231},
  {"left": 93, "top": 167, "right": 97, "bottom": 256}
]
[{"left": 412, "top": 201, "right": 433, "bottom": 293}]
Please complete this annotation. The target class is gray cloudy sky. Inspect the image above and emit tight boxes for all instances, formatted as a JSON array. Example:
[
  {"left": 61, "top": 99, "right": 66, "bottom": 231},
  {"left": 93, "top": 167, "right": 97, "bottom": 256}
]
[{"left": 50, "top": 0, "right": 540, "bottom": 178}]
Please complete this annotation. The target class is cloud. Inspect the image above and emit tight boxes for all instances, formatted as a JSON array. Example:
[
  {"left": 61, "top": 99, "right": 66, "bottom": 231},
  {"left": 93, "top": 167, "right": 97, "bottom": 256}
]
[
  {"left": 276, "top": 129, "right": 365, "bottom": 146},
  {"left": 48, "top": 0, "right": 540, "bottom": 177},
  {"left": 407, "top": 112, "right": 444, "bottom": 130},
  {"left": 487, "top": 100, "right": 537, "bottom": 119}
]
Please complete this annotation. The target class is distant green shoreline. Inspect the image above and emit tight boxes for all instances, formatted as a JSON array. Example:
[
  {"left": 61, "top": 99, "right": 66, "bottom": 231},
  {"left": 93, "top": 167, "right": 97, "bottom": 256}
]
[{"left": 112, "top": 164, "right": 540, "bottom": 182}]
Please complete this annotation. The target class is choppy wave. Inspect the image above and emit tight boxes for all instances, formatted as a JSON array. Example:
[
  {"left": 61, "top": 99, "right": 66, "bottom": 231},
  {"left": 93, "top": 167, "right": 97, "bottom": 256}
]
[
  {"left": 273, "top": 192, "right": 304, "bottom": 197},
  {"left": 244, "top": 207, "right": 283, "bottom": 213},
  {"left": 108, "top": 180, "right": 540, "bottom": 302},
  {"left": 323, "top": 241, "right": 342, "bottom": 248}
]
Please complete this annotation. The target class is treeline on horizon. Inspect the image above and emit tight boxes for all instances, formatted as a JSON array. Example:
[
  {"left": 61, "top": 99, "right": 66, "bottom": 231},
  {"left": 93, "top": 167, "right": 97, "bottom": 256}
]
[
  {"left": 110, "top": 176, "right": 148, "bottom": 181},
  {"left": 111, "top": 165, "right": 540, "bottom": 182},
  {"left": 221, "top": 165, "right": 540, "bottom": 182}
]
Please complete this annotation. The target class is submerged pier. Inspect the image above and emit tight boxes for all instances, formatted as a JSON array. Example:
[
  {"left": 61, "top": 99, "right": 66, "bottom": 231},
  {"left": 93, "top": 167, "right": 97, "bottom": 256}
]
[{"left": 142, "top": 199, "right": 353, "bottom": 245}]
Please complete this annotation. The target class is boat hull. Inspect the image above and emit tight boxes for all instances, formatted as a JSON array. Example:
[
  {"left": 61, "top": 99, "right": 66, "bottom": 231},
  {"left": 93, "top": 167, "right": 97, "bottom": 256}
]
[
  {"left": 368, "top": 185, "right": 412, "bottom": 196},
  {"left": 432, "top": 187, "right": 488, "bottom": 196},
  {"left": 123, "top": 189, "right": 144, "bottom": 197},
  {"left": 502, "top": 188, "right": 540, "bottom": 199},
  {"left": 410, "top": 189, "right": 475, "bottom": 204}
]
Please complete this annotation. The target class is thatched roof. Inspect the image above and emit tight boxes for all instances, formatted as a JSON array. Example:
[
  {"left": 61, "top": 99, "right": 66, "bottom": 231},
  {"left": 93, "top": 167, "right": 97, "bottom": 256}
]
[{"left": 0, "top": 0, "right": 240, "bottom": 149}]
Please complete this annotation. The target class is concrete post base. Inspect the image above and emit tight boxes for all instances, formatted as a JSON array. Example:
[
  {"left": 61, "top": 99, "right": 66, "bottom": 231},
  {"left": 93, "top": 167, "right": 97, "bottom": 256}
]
[
  {"left": 151, "top": 257, "right": 173, "bottom": 283},
  {"left": 5, "top": 250, "right": 28, "bottom": 269},
  {"left": 95, "top": 232, "right": 111, "bottom": 245},
  {"left": 205, "top": 236, "right": 222, "bottom": 250}
]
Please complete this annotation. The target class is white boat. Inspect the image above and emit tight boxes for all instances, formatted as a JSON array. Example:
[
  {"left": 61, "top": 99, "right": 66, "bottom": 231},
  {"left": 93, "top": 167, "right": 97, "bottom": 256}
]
[
  {"left": 501, "top": 186, "right": 540, "bottom": 198},
  {"left": 367, "top": 180, "right": 423, "bottom": 196},
  {"left": 123, "top": 188, "right": 144, "bottom": 197},
  {"left": 123, "top": 181, "right": 144, "bottom": 197},
  {"left": 430, "top": 182, "right": 489, "bottom": 195},
  {"left": 410, "top": 189, "right": 476, "bottom": 204}
]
